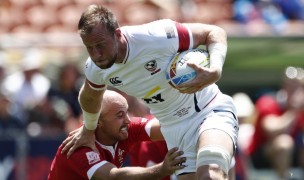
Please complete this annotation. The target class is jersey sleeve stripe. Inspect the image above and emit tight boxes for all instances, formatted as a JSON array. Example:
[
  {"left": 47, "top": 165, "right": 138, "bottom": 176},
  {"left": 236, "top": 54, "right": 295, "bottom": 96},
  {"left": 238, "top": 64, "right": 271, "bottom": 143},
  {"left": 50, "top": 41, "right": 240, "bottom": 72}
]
[
  {"left": 185, "top": 25, "right": 194, "bottom": 49},
  {"left": 87, "top": 80, "right": 106, "bottom": 91},
  {"left": 87, "top": 161, "right": 108, "bottom": 179},
  {"left": 175, "top": 22, "right": 190, "bottom": 52}
]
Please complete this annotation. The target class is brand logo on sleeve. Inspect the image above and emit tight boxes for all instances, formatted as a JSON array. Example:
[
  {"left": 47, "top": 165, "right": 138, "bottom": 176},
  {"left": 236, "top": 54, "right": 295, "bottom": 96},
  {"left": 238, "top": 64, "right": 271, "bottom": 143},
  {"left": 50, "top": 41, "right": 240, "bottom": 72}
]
[
  {"left": 86, "top": 151, "right": 100, "bottom": 165},
  {"left": 109, "top": 77, "right": 123, "bottom": 86}
]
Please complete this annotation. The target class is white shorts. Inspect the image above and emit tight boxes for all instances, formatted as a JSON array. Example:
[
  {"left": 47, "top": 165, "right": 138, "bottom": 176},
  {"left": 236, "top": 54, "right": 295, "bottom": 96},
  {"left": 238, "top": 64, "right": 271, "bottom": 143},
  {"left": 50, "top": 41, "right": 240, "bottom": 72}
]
[{"left": 160, "top": 93, "right": 239, "bottom": 176}]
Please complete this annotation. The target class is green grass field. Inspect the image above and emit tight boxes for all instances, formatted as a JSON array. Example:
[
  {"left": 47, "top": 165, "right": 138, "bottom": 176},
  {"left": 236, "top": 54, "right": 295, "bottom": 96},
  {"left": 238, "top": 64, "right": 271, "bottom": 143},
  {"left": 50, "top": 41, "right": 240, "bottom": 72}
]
[{"left": 217, "top": 37, "right": 304, "bottom": 97}]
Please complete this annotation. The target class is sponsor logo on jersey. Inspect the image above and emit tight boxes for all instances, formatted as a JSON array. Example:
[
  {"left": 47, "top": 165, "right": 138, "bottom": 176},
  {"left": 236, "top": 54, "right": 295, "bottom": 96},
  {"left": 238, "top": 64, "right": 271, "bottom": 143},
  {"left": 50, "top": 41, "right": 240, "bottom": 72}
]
[
  {"left": 109, "top": 77, "right": 123, "bottom": 86},
  {"left": 143, "top": 93, "right": 164, "bottom": 104},
  {"left": 86, "top": 151, "right": 100, "bottom": 165},
  {"left": 143, "top": 87, "right": 164, "bottom": 104},
  {"left": 144, "top": 60, "right": 161, "bottom": 75}
]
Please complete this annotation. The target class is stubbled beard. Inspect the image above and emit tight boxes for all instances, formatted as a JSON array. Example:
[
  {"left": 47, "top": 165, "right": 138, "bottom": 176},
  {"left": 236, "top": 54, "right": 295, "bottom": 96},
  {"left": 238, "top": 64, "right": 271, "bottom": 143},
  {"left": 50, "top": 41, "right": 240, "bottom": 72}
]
[
  {"left": 96, "top": 52, "right": 117, "bottom": 69},
  {"left": 100, "top": 38, "right": 118, "bottom": 69},
  {"left": 103, "top": 53, "right": 117, "bottom": 69}
]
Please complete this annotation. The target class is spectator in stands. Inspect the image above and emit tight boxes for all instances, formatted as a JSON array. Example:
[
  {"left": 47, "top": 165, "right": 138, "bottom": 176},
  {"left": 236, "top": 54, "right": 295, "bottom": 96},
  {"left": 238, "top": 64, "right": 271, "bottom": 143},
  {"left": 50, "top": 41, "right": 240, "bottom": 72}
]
[
  {"left": 232, "top": 92, "right": 256, "bottom": 180},
  {"left": 48, "top": 90, "right": 186, "bottom": 179},
  {"left": 0, "top": 89, "right": 25, "bottom": 137},
  {"left": 24, "top": 62, "right": 84, "bottom": 137},
  {"left": 275, "top": 0, "right": 304, "bottom": 20},
  {"left": 2, "top": 48, "right": 50, "bottom": 126},
  {"left": 0, "top": 63, "right": 6, "bottom": 86},
  {"left": 247, "top": 66, "right": 304, "bottom": 179},
  {"left": 48, "top": 63, "right": 82, "bottom": 118},
  {"left": 233, "top": 92, "right": 256, "bottom": 154},
  {"left": 46, "top": 63, "right": 83, "bottom": 134}
]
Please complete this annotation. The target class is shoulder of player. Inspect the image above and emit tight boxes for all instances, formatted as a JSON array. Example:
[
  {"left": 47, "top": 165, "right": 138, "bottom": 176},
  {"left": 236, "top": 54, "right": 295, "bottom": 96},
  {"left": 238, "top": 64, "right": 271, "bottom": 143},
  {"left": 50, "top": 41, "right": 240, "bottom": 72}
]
[
  {"left": 127, "top": 117, "right": 150, "bottom": 129},
  {"left": 130, "top": 116, "right": 150, "bottom": 123},
  {"left": 121, "top": 19, "right": 174, "bottom": 29},
  {"left": 57, "top": 144, "right": 99, "bottom": 159},
  {"left": 121, "top": 19, "right": 175, "bottom": 37}
]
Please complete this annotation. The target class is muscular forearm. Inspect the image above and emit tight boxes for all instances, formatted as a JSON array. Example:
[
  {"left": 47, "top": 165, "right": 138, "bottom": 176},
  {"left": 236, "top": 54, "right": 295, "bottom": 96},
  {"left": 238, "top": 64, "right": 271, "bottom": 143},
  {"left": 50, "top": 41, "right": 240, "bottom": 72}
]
[
  {"left": 79, "top": 82, "right": 103, "bottom": 113},
  {"left": 79, "top": 80, "right": 104, "bottom": 130},
  {"left": 208, "top": 42, "right": 227, "bottom": 77},
  {"left": 92, "top": 148, "right": 185, "bottom": 180},
  {"left": 206, "top": 25, "right": 227, "bottom": 46},
  {"left": 186, "top": 23, "right": 227, "bottom": 77},
  {"left": 207, "top": 26, "right": 227, "bottom": 78}
]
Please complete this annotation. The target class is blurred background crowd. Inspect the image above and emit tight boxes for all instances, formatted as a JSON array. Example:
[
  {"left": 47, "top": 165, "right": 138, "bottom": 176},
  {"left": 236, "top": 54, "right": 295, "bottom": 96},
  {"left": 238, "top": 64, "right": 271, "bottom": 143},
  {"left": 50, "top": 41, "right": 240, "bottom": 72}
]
[
  {"left": 0, "top": 0, "right": 304, "bottom": 180},
  {"left": 1, "top": 0, "right": 304, "bottom": 35}
]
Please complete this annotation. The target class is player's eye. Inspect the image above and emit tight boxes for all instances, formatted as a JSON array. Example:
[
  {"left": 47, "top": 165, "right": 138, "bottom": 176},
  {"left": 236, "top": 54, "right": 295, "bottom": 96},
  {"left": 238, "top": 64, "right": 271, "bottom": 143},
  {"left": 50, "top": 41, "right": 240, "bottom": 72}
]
[
  {"left": 96, "top": 43, "right": 103, "bottom": 48},
  {"left": 116, "top": 112, "right": 124, "bottom": 118}
]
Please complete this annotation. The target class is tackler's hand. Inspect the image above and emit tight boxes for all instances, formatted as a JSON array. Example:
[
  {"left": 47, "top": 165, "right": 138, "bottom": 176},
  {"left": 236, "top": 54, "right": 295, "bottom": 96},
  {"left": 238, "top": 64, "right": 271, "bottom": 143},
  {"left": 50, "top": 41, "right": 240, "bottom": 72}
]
[
  {"left": 160, "top": 147, "right": 186, "bottom": 175},
  {"left": 61, "top": 126, "right": 98, "bottom": 158}
]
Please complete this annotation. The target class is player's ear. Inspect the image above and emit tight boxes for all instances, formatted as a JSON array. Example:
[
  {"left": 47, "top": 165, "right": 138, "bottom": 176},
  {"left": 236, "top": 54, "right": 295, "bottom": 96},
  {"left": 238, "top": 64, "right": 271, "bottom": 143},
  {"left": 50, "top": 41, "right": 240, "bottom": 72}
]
[{"left": 114, "top": 28, "right": 122, "bottom": 37}]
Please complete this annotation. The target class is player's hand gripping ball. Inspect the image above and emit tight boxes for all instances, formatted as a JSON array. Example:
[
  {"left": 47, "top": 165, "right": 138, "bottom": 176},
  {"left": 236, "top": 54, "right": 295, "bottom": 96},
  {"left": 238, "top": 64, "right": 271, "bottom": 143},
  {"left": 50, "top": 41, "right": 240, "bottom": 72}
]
[{"left": 166, "top": 48, "right": 210, "bottom": 88}]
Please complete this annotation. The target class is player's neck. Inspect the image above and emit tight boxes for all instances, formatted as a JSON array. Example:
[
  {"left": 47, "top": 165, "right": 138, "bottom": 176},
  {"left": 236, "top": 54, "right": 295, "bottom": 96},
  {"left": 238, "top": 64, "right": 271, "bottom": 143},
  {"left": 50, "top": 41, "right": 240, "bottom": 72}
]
[
  {"left": 96, "top": 133, "right": 117, "bottom": 147},
  {"left": 116, "top": 34, "right": 128, "bottom": 64},
  {"left": 96, "top": 139, "right": 117, "bottom": 150}
]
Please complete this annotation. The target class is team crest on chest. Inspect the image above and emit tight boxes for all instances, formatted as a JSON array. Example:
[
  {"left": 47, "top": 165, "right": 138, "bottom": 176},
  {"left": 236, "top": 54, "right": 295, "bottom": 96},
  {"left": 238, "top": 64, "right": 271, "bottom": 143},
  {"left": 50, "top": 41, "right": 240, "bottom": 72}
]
[
  {"left": 118, "top": 148, "right": 125, "bottom": 166},
  {"left": 144, "top": 60, "right": 161, "bottom": 75}
]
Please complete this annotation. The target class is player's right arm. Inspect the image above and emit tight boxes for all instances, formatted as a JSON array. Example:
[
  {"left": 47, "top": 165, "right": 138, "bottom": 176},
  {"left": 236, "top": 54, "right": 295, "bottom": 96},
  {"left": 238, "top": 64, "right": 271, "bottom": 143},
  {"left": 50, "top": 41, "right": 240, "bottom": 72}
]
[
  {"left": 62, "top": 79, "right": 104, "bottom": 157},
  {"left": 177, "top": 23, "right": 227, "bottom": 93},
  {"left": 92, "top": 147, "right": 186, "bottom": 180}
]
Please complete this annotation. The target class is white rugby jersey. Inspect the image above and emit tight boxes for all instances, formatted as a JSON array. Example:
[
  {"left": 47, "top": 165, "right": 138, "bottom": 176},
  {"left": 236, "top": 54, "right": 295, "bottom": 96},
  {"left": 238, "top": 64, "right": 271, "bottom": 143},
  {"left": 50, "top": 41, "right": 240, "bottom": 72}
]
[{"left": 85, "top": 19, "right": 220, "bottom": 126}]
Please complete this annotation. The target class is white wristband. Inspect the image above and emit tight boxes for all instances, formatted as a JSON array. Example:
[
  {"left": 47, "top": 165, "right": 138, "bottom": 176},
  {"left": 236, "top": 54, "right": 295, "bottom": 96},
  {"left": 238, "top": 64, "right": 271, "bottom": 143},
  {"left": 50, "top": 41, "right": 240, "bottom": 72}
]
[
  {"left": 82, "top": 109, "right": 100, "bottom": 130},
  {"left": 208, "top": 43, "right": 227, "bottom": 71}
]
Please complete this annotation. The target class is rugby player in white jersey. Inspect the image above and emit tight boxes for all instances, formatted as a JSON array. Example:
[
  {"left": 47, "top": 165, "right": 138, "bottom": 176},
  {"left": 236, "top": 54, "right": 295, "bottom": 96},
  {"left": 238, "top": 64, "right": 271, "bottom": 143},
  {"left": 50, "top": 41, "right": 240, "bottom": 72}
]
[{"left": 62, "top": 4, "right": 239, "bottom": 180}]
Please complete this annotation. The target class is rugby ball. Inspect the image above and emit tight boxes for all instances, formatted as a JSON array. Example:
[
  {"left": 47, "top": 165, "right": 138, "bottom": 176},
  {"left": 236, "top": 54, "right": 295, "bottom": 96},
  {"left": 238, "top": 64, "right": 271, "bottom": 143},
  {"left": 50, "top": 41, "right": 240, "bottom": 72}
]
[{"left": 166, "top": 49, "right": 210, "bottom": 87}]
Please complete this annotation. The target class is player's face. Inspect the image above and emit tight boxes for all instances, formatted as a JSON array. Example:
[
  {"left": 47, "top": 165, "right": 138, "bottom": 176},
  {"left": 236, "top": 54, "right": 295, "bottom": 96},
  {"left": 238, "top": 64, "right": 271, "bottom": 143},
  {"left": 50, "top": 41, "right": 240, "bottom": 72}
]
[
  {"left": 81, "top": 23, "right": 118, "bottom": 69},
  {"left": 102, "top": 101, "right": 131, "bottom": 142}
]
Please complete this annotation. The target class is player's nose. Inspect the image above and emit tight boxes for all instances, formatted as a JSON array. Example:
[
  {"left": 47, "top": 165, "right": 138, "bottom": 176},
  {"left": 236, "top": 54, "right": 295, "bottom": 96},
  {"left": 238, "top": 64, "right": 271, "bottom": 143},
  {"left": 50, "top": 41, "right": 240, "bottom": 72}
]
[
  {"left": 92, "top": 47, "right": 103, "bottom": 58},
  {"left": 123, "top": 115, "right": 131, "bottom": 124}
]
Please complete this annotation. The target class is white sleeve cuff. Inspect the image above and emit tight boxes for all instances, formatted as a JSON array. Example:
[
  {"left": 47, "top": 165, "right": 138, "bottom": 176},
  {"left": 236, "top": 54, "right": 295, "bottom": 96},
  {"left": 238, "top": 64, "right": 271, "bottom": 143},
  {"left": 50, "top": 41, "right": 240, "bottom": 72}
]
[
  {"left": 144, "top": 118, "right": 156, "bottom": 137},
  {"left": 87, "top": 161, "right": 108, "bottom": 179}
]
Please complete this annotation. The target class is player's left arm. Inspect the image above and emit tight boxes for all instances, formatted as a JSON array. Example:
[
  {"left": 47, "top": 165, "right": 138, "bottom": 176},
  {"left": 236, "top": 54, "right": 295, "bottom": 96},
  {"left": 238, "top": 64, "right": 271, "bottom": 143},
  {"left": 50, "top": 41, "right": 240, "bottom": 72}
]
[
  {"left": 177, "top": 23, "right": 227, "bottom": 93},
  {"left": 92, "top": 147, "right": 185, "bottom": 180},
  {"left": 148, "top": 117, "right": 164, "bottom": 141}
]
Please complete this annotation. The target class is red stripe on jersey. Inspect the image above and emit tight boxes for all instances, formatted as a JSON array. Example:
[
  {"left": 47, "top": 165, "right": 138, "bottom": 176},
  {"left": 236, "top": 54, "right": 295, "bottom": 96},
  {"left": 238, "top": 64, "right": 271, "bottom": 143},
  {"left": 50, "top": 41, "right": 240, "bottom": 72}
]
[
  {"left": 175, "top": 22, "right": 190, "bottom": 52},
  {"left": 87, "top": 80, "right": 105, "bottom": 89}
]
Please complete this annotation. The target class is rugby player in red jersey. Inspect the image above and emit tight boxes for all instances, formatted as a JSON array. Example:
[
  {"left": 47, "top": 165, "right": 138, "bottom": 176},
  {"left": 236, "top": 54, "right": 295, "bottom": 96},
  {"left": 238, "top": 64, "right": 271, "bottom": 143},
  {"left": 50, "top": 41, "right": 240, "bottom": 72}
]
[{"left": 48, "top": 90, "right": 185, "bottom": 180}]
